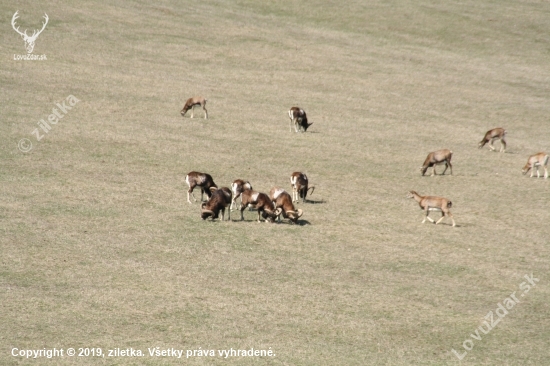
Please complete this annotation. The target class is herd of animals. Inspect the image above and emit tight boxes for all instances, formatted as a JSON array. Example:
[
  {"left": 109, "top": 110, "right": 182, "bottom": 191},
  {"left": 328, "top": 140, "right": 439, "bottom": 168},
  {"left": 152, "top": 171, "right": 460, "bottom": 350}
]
[
  {"left": 411, "top": 127, "right": 548, "bottom": 228},
  {"left": 180, "top": 96, "right": 549, "bottom": 227}
]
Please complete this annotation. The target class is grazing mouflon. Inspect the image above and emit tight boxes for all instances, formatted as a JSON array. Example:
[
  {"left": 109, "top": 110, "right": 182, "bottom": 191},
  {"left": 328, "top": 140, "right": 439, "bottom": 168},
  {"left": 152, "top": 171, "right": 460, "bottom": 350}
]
[
  {"left": 240, "top": 189, "right": 280, "bottom": 223},
  {"left": 230, "top": 179, "right": 252, "bottom": 210},
  {"left": 270, "top": 187, "right": 303, "bottom": 224},
  {"left": 288, "top": 107, "right": 313, "bottom": 133},
  {"left": 290, "top": 172, "right": 315, "bottom": 203},
  {"left": 201, "top": 187, "right": 232, "bottom": 221},
  {"left": 185, "top": 171, "right": 217, "bottom": 203}
]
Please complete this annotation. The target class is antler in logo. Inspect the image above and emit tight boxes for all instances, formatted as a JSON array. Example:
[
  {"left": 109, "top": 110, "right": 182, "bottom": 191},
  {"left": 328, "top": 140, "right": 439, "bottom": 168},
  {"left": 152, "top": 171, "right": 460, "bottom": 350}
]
[{"left": 11, "top": 11, "right": 49, "bottom": 54}]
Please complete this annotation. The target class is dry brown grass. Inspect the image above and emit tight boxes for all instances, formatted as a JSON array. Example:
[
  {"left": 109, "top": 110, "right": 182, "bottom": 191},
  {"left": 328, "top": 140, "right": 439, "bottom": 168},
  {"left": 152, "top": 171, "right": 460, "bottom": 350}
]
[{"left": 1, "top": 0, "right": 549, "bottom": 364}]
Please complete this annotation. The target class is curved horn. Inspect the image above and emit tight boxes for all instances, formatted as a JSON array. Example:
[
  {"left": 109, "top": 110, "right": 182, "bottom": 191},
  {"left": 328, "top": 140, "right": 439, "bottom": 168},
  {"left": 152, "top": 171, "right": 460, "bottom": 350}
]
[
  {"left": 201, "top": 208, "right": 214, "bottom": 220},
  {"left": 307, "top": 186, "right": 315, "bottom": 196},
  {"left": 275, "top": 207, "right": 283, "bottom": 216},
  {"left": 286, "top": 210, "right": 301, "bottom": 221},
  {"left": 209, "top": 186, "right": 218, "bottom": 192},
  {"left": 296, "top": 209, "right": 303, "bottom": 218}
]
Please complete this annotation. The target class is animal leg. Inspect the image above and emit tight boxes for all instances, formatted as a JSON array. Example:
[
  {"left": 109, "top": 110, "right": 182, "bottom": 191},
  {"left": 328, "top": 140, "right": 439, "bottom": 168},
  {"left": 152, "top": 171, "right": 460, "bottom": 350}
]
[
  {"left": 422, "top": 208, "right": 432, "bottom": 223},
  {"left": 449, "top": 213, "right": 456, "bottom": 227},
  {"left": 435, "top": 212, "right": 445, "bottom": 225},
  {"left": 441, "top": 163, "right": 448, "bottom": 175},
  {"left": 231, "top": 194, "right": 240, "bottom": 211},
  {"left": 424, "top": 208, "right": 435, "bottom": 223},
  {"left": 188, "top": 186, "right": 197, "bottom": 203},
  {"left": 240, "top": 204, "right": 247, "bottom": 220}
]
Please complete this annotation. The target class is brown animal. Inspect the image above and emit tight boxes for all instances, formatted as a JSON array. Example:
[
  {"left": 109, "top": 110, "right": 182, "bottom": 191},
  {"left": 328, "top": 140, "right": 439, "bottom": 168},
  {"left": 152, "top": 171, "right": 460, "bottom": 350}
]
[
  {"left": 420, "top": 149, "right": 453, "bottom": 176},
  {"left": 270, "top": 187, "right": 303, "bottom": 224},
  {"left": 230, "top": 179, "right": 252, "bottom": 210},
  {"left": 201, "top": 187, "right": 232, "bottom": 221},
  {"left": 408, "top": 191, "right": 456, "bottom": 227},
  {"left": 288, "top": 107, "right": 313, "bottom": 133},
  {"left": 290, "top": 172, "right": 315, "bottom": 203},
  {"left": 522, "top": 152, "right": 549, "bottom": 179},
  {"left": 240, "top": 189, "right": 280, "bottom": 223},
  {"left": 479, "top": 128, "right": 506, "bottom": 152},
  {"left": 181, "top": 96, "right": 208, "bottom": 119},
  {"left": 185, "top": 171, "right": 217, "bottom": 203}
]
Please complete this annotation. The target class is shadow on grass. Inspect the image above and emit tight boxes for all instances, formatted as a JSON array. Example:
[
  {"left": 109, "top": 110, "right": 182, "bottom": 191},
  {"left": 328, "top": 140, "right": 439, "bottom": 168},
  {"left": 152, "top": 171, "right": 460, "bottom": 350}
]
[
  {"left": 274, "top": 219, "right": 312, "bottom": 226},
  {"left": 301, "top": 199, "right": 326, "bottom": 204}
]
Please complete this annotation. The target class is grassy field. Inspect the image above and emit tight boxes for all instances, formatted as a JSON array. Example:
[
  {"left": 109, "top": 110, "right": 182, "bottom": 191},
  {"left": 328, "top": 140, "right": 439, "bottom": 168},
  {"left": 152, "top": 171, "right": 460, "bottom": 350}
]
[{"left": 2, "top": 0, "right": 549, "bottom": 364}]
